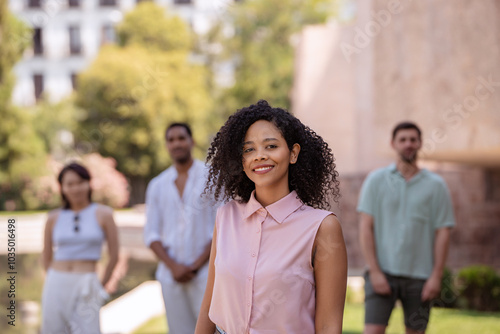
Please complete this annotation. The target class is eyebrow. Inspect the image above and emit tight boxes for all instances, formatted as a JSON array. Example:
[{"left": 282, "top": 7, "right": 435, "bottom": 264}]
[{"left": 243, "top": 138, "right": 279, "bottom": 145}]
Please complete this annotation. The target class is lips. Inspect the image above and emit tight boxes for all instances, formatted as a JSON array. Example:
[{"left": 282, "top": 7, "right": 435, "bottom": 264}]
[
  {"left": 252, "top": 165, "right": 274, "bottom": 174},
  {"left": 404, "top": 150, "right": 416, "bottom": 156}
]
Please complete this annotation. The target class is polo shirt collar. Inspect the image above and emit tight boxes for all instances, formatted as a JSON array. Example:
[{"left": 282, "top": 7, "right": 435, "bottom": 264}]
[
  {"left": 389, "top": 163, "right": 398, "bottom": 173},
  {"left": 243, "top": 190, "right": 303, "bottom": 224},
  {"left": 389, "top": 163, "right": 427, "bottom": 183}
]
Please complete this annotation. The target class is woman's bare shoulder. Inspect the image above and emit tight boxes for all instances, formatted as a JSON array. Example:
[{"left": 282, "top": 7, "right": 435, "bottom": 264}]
[{"left": 95, "top": 203, "right": 114, "bottom": 216}]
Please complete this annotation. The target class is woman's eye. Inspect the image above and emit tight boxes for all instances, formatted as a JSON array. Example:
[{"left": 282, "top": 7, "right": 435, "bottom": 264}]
[
  {"left": 243, "top": 148, "right": 253, "bottom": 153},
  {"left": 267, "top": 145, "right": 277, "bottom": 149}
]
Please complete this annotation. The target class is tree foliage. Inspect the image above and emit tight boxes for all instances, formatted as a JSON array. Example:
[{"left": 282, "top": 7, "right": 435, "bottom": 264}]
[
  {"left": 76, "top": 45, "right": 211, "bottom": 177},
  {"left": 0, "top": 0, "right": 31, "bottom": 105},
  {"left": 207, "top": 0, "right": 334, "bottom": 113},
  {"left": 75, "top": 3, "right": 213, "bottom": 203},
  {"left": 117, "top": 2, "right": 192, "bottom": 52},
  {"left": 32, "top": 99, "right": 84, "bottom": 157},
  {"left": 0, "top": 0, "right": 47, "bottom": 210}
]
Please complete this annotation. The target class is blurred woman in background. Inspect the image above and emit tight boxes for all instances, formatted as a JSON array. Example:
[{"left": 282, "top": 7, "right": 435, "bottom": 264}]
[{"left": 41, "top": 162, "right": 119, "bottom": 334}]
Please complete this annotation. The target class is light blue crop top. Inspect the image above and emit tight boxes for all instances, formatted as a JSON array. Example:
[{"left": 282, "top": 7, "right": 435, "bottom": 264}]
[{"left": 52, "top": 203, "right": 105, "bottom": 261}]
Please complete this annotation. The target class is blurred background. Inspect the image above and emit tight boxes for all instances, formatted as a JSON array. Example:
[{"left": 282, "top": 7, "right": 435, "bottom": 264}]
[{"left": 0, "top": 0, "right": 499, "bottom": 333}]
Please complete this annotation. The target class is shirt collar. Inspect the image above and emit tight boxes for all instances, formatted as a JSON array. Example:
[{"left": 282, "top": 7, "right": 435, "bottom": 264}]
[
  {"left": 169, "top": 159, "right": 200, "bottom": 179},
  {"left": 243, "top": 190, "right": 304, "bottom": 224},
  {"left": 389, "top": 163, "right": 427, "bottom": 182}
]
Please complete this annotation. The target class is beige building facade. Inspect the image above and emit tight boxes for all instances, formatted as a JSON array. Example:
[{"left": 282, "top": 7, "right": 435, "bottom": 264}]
[{"left": 292, "top": 0, "right": 500, "bottom": 271}]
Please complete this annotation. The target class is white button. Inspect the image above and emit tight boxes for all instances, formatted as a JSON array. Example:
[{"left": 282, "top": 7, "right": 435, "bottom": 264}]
[
  {"left": 248, "top": 276, "right": 252, "bottom": 280},
  {"left": 252, "top": 253, "right": 256, "bottom": 257},
  {"left": 256, "top": 229, "right": 261, "bottom": 233},
  {"left": 247, "top": 303, "right": 251, "bottom": 307}
]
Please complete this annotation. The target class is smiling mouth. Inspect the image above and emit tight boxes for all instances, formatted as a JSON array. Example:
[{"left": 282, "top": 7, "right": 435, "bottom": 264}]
[{"left": 253, "top": 166, "right": 274, "bottom": 174}]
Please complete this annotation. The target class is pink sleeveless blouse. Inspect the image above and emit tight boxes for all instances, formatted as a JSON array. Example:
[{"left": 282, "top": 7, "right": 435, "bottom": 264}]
[{"left": 209, "top": 190, "right": 333, "bottom": 334}]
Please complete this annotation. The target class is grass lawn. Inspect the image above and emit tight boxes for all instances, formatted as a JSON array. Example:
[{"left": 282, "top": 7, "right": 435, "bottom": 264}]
[
  {"left": 133, "top": 303, "right": 500, "bottom": 334},
  {"left": 134, "top": 315, "right": 168, "bottom": 334}
]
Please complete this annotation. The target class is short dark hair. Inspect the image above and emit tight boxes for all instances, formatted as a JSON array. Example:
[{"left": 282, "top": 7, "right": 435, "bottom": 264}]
[
  {"left": 392, "top": 121, "right": 422, "bottom": 140},
  {"left": 57, "top": 162, "right": 92, "bottom": 209},
  {"left": 165, "top": 122, "right": 192, "bottom": 139},
  {"left": 205, "top": 99, "right": 340, "bottom": 209}
]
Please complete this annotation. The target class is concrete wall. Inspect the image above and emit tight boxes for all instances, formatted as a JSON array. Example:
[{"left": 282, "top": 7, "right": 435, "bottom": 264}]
[
  {"left": 292, "top": 0, "right": 500, "bottom": 174},
  {"left": 292, "top": 0, "right": 500, "bottom": 271}
]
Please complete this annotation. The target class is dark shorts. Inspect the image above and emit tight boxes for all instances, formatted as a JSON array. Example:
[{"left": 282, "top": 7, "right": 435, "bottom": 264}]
[{"left": 364, "top": 271, "right": 431, "bottom": 331}]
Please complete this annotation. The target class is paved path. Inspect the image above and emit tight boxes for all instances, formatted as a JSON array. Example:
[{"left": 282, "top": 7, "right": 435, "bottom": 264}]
[
  {"left": 100, "top": 280, "right": 165, "bottom": 334},
  {"left": 0, "top": 210, "right": 150, "bottom": 259}
]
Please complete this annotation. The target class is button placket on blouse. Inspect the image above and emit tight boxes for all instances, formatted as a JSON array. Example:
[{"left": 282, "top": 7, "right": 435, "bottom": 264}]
[{"left": 245, "top": 209, "right": 266, "bottom": 326}]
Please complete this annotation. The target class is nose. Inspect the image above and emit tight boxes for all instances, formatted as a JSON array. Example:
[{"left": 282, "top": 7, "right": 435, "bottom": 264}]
[
  {"left": 170, "top": 139, "right": 184, "bottom": 149},
  {"left": 253, "top": 149, "right": 268, "bottom": 161}
]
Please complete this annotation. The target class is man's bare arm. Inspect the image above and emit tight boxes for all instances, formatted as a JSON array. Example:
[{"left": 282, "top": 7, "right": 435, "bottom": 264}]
[
  {"left": 359, "top": 212, "right": 391, "bottom": 295},
  {"left": 422, "top": 227, "right": 451, "bottom": 301}
]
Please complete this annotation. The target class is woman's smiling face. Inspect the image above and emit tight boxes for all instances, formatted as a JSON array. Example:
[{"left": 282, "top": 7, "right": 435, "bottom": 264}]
[
  {"left": 61, "top": 170, "right": 91, "bottom": 206},
  {"left": 242, "top": 120, "right": 300, "bottom": 191}
]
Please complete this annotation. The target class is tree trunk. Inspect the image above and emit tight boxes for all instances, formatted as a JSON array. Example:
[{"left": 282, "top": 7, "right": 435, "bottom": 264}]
[{"left": 128, "top": 175, "right": 147, "bottom": 206}]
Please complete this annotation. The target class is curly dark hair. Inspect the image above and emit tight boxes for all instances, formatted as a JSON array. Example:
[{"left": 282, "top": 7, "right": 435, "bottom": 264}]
[{"left": 205, "top": 100, "right": 340, "bottom": 209}]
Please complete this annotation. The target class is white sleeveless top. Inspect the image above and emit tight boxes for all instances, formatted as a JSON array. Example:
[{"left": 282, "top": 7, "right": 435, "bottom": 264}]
[{"left": 52, "top": 203, "right": 105, "bottom": 261}]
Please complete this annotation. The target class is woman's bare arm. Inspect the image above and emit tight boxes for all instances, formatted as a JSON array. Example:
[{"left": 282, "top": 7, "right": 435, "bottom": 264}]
[
  {"left": 42, "top": 210, "right": 59, "bottom": 271},
  {"left": 195, "top": 224, "right": 217, "bottom": 334},
  {"left": 314, "top": 215, "right": 348, "bottom": 334},
  {"left": 99, "top": 205, "right": 119, "bottom": 288}
]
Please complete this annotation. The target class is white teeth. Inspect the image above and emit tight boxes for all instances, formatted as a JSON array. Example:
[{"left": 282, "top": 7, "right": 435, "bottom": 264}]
[{"left": 254, "top": 166, "right": 273, "bottom": 172}]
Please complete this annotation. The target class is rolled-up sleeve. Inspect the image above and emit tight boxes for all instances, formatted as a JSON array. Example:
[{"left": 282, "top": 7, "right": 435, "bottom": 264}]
[{"left": 143, "top": 179, "right": 162, "bottom": 247}]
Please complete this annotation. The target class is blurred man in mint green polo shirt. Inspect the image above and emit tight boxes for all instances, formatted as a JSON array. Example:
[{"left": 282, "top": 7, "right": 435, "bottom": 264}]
[{"left": 358, "top": 122, "right": 455, "bottom": 334}]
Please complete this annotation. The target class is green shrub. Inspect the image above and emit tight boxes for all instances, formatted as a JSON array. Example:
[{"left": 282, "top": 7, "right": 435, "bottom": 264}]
[
  {"left": 434, "top": 267, "right": 459, "bottom": 308},
  {"left": 456, "top": 265, "right": 500, "bottom": 311}
]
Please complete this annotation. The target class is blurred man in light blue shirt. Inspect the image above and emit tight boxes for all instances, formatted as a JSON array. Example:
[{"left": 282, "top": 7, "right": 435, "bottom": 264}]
[{"left": 358, "top": 122, "right": 455, "bottom": 334}]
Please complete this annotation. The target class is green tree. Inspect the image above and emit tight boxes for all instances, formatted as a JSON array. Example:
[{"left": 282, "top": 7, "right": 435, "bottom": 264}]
[
  {"left": 75, "top": 3, "right": 213, "bottom": 204},
  {"left": 207, "top": 0, "right": 334, "bottom": 113},
  {"left": 31, "top": 99, "right": 84, "bottom": 158},
  {"left": 0, "top": 0, "right": 47, "bottom": 210},
  {"left": 117, "top": 2, "right": 192, "bottom": 52}
]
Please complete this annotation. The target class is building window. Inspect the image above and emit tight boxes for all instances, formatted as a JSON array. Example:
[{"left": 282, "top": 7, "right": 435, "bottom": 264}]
[
  {"left": 28, "top": 0, "right": 41, "bottom": 8},
  {"left": 33, "top": 74, "right": 44, "bottom": 102},
  {"left": 33, "top": 28, "right": 43, "bottom": 55},
  {"left": 71, "top": 73, "right": 78, "bottom": 90},
  {"left": 174, "top": 0, "right": 192, "bottom": 4},
  {"left": 100, "top": 0, "right": 117, "bottom": 6},
  {"left": 101, "top": 25, "right": 116, "bottom": 45},
  {"left": 69, "top": 26, "right": 82, "bottom": 55},
  {"left": 69, "top": 0, "right": 80, "bottom": 8}
]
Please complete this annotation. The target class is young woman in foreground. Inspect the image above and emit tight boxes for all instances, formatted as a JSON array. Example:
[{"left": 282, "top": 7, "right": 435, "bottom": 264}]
[
  {"left": 41, "top": 163, "right": 119, "bottom": 334},
  {"left": 195, "top": 100, "right": 347, "bottom": 334}
]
